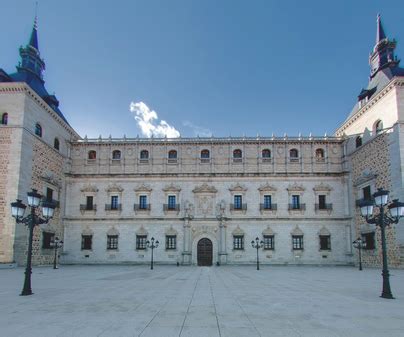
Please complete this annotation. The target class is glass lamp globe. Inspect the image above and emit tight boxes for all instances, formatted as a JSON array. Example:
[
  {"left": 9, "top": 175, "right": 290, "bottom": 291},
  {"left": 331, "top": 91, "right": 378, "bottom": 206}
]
[
  {"left": 373, "top": 188, "right": 389, "bottom": 207},
  {"left": 27, "top": 189, "right": 42, "bottom": 207}
]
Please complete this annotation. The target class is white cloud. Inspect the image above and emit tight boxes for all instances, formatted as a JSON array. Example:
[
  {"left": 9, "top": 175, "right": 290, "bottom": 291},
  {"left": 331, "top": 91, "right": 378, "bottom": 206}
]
[
  {"left": 129, "top": 101, "right": 180, "bottom": 138},
  {"left": 183, "top": 121, "right": 212, "bottom": 137}
]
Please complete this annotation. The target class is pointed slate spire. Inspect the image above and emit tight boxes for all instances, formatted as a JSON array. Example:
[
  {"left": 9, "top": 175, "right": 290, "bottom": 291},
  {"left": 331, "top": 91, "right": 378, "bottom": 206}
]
[
  {"left": 376, "top": 14, "right": 386, "bottom": 44},
  {"left": 29, "top": 16, "right": 39, "bottom": 50}
]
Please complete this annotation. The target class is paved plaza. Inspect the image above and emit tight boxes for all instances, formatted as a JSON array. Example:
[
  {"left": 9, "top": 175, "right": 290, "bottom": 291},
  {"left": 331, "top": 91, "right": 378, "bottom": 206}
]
[{"left": 0, "top": 265, "right": 403, "bottom": 337}]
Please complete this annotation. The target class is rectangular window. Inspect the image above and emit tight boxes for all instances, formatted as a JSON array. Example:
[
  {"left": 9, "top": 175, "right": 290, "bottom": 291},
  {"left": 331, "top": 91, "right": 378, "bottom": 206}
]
[
  {"left": 292, "top": 235, "right": 304, "bottom": 250},
  {"left": 136, "top": 235, "right": 147, "bottom": 250},
  {"left": 319, "top": 195, "right": 326, "bottom": 209},
  {"left": 168, "top": 195, "right": 176, "bottom": 209},
  {"left": 234, "top": 195, "right": 242, "bottom": 209},
  {"left": 292, "top": 195, "right": 300, "bottom": 209},
  {"left": 362, "top": 232, "right": 375, "bottom": 250},
  {"left": 319, "top": 235, "right": 331, "bottom": 250},
  {"left": 139, "top": 195, "right": 148, "bottom": 209},
  {"left": 111, "top": 196, "right": 119, "bottom": 210},
  {"left": 263, "top": 195, "right": 272, "bottom": 209},
  {"left": 42, "top": 232, "right": 55, "bottom": 249},
  {"left": 263, "top": 235, "right": 274, "bottom": 250},
  {"left": 107, "top": 235, "right": 118, "bottom": 250},
  {"left": 46, "top": 187, "right": 53, "bottom": 202},
  {"left": 81, "top": 235, "right": 93, "bottom": 250},
  {"left": 233, "top": 235, "right": 244, "bottom": 250},
  {"left": 166, "top": 235, "right": 177, "bottom": 250},
  {"left": 363, "top": 186, "right": 372, "bottom": 201},
  {"left": 86, "top": 196, "right": 94, "bottom": 210}
]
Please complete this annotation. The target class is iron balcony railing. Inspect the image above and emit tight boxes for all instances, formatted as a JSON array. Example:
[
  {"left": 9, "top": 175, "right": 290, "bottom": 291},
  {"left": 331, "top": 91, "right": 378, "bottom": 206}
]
[
  {"left": 80, "top": 204, "right": 97, "bottom": 211},
  {"left": 230, "top": 203, "right": 247, "bottom": 211},
  {"left": 42, "top": 198, "right": 60, "bottom": 208},
  {"left": 134, "top": 204, "right": 151, "bottom": 211},
  {"left": 105, "top": 204, "right": 122, "bottom": 211},
  {"left": 260, "top": 203, "right": 277, "bottom": 211},
  {"left": 315, "top": 203, "right": 333, "bottom": 211},
  {"left": 288, "top": 203, "right": 306, "bottom": 210},
  {"left": 163, "top": 204, "right": 180, "bottom": 212}
]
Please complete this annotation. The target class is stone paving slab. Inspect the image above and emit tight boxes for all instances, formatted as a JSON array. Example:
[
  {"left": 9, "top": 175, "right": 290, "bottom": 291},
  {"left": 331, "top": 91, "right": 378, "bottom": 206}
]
[{"left": 0, "top": 265, "right": 403, "bottom": 337}]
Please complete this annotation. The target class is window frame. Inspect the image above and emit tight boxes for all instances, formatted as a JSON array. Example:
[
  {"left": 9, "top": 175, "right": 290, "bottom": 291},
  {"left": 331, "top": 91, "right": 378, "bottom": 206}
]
[
  {"left": 292, "top": 235, "right": 304, "bottom": 250},
  {"left": 112, "top": 150, "right": 121, "bottom": 160},
  {"left": 233, "top": 195, "right": 242, "bottom": 209},
  {"left": 42, "top": 232, "right": 55, "bottom": 249},
  {"left": 233, "top": 149, "right": 242, "bottom": 159},
  {"left": 200, "top": 149, "right": 210, "bottom": 159},
  {"left": 54, "top": 138, "right": 60, "bottom": 151},
  {"left": 263, "top": 195, "right": 272, "bottom": 209},
  {"left": 88, "top": 150, "right": 97, "bottom": 160},
  {"left": 355, "top": 136, "right": 362, "bottom": 148},
  {"left": 262, "top": 149, "right": 271, "bottom": 159},
  {"left": 35, "top": 123, "right": 42, "bottom": 137},
  {"left": 165, "top": 235, "right": 177, "bottom": 250},
  {"left": 361, "top": 232, "right": 375, "bottom": 250},
  {"left": 263, "top": 235, "right": 274, "bottom": 250},
  {"left": 168, "top": 150, "right": 178, "bottom": 159},
  {"left": 81, "top": 235, "right": 93, "bottom": 250},
  {"left": 319, "top": 235, "right": 331, "bottom": 251},
  {"left": 140, "top": 150, "right": 149, "bottom": 160},
  {"left": 233, "top": 235, "right": 244, "bottom": 250},
  {"left": 168, "top": 195, "right": 177, "bottom": 209},
  {"left": 107, "top": 235, "right": 119, "bottom": 250},
  {"left": 136, "top": 235, "right": 147, "bottom": 250},
  {"left": 1, "top": 112, "right": 8, "bottom": 125}
]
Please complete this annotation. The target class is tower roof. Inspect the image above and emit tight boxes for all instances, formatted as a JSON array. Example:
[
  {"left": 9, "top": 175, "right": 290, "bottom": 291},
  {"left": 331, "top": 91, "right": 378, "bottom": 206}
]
[
  {"left": 376, "top": 14, "right": 386, "bottom": 44},
  {"left": 29, "top": 16, "right": 39, "bottom": 50}
]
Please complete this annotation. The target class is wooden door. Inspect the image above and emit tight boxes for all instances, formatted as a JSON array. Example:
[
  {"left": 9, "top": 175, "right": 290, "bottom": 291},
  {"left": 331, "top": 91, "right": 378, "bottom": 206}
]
[{"left": 197, "top": 238, "right": 213, "bottom": 266}]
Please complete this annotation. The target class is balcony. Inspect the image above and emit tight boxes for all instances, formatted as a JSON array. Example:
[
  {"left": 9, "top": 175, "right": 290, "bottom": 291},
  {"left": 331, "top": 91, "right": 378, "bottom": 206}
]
[
  {"left": 315, "top": 203, "right": 333, "bottom": 211},
  {"left": 105, "top": 204, "right": 122, "bottom": 211},
  {"left": 167, "top": 159, "right": 178, "bottom": 164},
  {"left": 200, "top": 158, "right": 211, "bottom": 164},
  {"left": 80, "top": 204, "right": 97, "bottom": 211},
  {"left": 134, "top": 204, "right": 151, "bottom": 212},
  {"left": 163, "top": 204, "right": 180, "bottom": 214},
  {"left": 288, "top": 203, "right": 306, "bottom": 211},
  {"left": 230, "top": 203, "right": 247, "bottom": 214},
  {"left": 43, "top": 198, "right": 60, "bottom": 208},
  {"left": 260, "top": 203, "right": 277, "bottom": 211},
  {"left": 232, "top": 158, "right": 243, "bottom": 163}
]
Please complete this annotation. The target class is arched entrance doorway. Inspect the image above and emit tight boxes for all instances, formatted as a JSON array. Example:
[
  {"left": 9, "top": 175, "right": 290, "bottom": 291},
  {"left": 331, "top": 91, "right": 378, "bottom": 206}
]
[{"left": 197, "top": 238, "right": 213, "bottom": 266}]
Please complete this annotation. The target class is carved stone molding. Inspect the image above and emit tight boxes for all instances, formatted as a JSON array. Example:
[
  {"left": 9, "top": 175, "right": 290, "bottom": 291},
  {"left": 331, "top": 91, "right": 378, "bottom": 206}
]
[
  {"left": 134, "top": 183, "right": 152, "bottom": 193},
  {"left": 229, "top": 183, "right": 247, "bottom": 193},
  {"left": 291, "top": 225, "right": 304, "bottom": 236},
  {"left": 163, "top": 183, "right": 181, "bottom": 193},
  {"left": 262, "top": 226, "right": 275, "bottom": 236},
  {"left": 136, "top": 226, "right": 148, "bottom": 236},
  {"left": 313, "top": 183, "right": 333, "bottom": 194},
  {"left": 82, "top": 226, "right": 94, "bottom": 236},
  {"left": 107, "top": 227, "right": 119, "bottom": 236},
  {"left": 258, "top": 183, "right": 277, "bottom": 193},
  {"left": 193, "top": 183, "right": 217, "bottom": 194},
  {"left": 105, "top": 183, "right": 124, "bottom": 193},
  {"left": 287, "top": 182, "right": 305, "bottom": 194},
  {"left": 318, "top": 226, "right": 330, "bottom": 236},
  {"left": 232, "top": 225, "right": 244, "bottom": 236},
  {"left": 80, "top": 184, "right": 99, "bottom": 193},
  {"left": 165, "top": 226, "right": 178, "bottom": 236}
]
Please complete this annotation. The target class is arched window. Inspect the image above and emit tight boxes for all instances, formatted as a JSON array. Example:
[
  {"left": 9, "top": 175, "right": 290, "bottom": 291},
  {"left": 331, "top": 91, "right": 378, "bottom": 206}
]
[
  {"left": 35, "top": 123, "right": 42, "bottom": 137},
  {"left": 168, "top": 150, "right": 177, "bottom": 159},
  {"left": 375, "top": 120, "right": 383, "bottom": 135},
  {"left": 233, "top": 149, "right": 242, "bottom": 158},
  {"left": 290, "top": 149, "right": 298, "bottom": 158},
  {"left": 140, "top": 150, "right": 149, "bottom": 159},
  {"left": 1, "top": 113, "right": 8, "bottom": 125},
  {"left": 201, "top": 149, "right": 210, "bottom": 159},
  {"left": 262, "top": 149, "right": 271, "bottom": 158},
  {"left": 112, "top": 150, "right": 121, "bottom": 160},
  {"left": 355, "top": 136, "right": 362, "bottom": 148},
  {"left": 88, "top": 150, "right": 97, "bottom": 160},
  {"left": 54, "top": 138, "right": 60, "bottom": 151},
  {"left": 315, "top": 148, "right": 324, "bottom": 158}
]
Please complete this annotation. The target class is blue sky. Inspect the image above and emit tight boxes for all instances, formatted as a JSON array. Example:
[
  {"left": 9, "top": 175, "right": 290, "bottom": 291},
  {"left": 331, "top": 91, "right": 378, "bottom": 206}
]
[{"left": 1, "top": 0, "right": 403, "bottom": 138}]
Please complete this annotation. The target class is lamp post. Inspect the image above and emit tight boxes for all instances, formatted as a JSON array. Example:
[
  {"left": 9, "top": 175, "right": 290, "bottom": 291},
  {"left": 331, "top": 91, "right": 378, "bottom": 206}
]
[
  {"left": 251, "top": 237, "right": 264, "bottom": 270},
  {"left": 352, "top": 237, "right": 366, "bottom": 271},
  {"left": 52, "top": 237, "right": 63, "bottom": 269},
  {"left": 358, "top": 188, "right": 404, "bottom": 299},
  {"left": 10, "top": 189, "right": 55, "bottom": 296},
  {"left": 146, "top": 237, "right": 159, "bottom": 270}
]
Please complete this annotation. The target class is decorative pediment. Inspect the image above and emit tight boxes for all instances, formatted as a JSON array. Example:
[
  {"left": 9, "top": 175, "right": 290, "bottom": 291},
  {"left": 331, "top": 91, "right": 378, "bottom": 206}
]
[
  {"left": 232, "top": 225, "right": 244, "bottom": 236},
  {"left": 313, "top": 183, "right": 333, "bottom": 193},
  {"left": 287, "top": 183, "right": 305, "bottom": 193},
  {"left": 134, "top": 183, "right": 152, "bottom": 193},
  {"left": 106, "top": 183, "right": 124, "bottom": 193},
  {"left": 163, "top": 183, "right": 181, "bottom": 193},
  {"left": 229, "top": 183, "right": 247, "bottom": 192},
  {"left": 107, "top": 227, "right": 119, "bottom": 236},
  {"left": 258, "top": 183, "right": 277, "bottom": 192},
  {"left": 82, "top": 226, "right": 94, "bottom": 236},
  {"left": 318, "top": 226, "right": 330, "bottom": 236},
  {"left": 41, "top": 173, "right": 61, "bottom": 188},
  {"left": 262, "top": 226, "right": 274, "bottom": 236},
  {"left": 165, "top": 226, "right": 178, "bottom": 236},
  {"left": 193, "top": 183, "right": 217, "bottom": 194},
  {"left": 354, "top": 170, "right": 377, "bottom": 187},
  {"left": 136, "top": 226, "right": 148, "bottom": 236},
  {"left": 80, "top": 184, "right": 99, "bottom": 193},
  {"left": 291, "top": 226, "right": 304, "bottom": 236}
]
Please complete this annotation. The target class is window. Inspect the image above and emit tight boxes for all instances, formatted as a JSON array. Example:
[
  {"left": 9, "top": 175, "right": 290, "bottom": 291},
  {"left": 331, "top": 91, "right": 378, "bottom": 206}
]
[
  {"left": 263, "top": 195, "right": 272, "bottom": 209},
  {"left": 233, "top": 149, "right": 242, "bottom": 159},
  {"left": 362, "top": 232, "right": 375, "bottom": 250},
  {"left": 139, "top": 195, "right": 148, "bottom": 209},
  {"left": 292, "top": 235, "right": 304, "bottom": 250},
  {"left": 35, "top": 123, "right": 42, "bottom": 137},
  {"left": 290, "top": 149, "right": 299, "bottom": 159},
  {"left": 355, "top": 136, "right": 362, "bottom": 148},
  {"left": 107, "top": 235, "right": 118, "bottom": 250},
  {"left": 362, "top": 185, "right": 372, "bottom": 201},
  {"left": 168, "top": 195, "right": 176, "bottom": 209},
  {"left": 168, "top": 150, "right": 177, "bottom": 159},
  {"left": 375, "top": 120, "right": 383, "bottom": 135},
  {"left": 292, "top": 195, "right": 300, "bottom": 209},
  {"left": 234, "top": 195, "right": 242, "bottom": 209},
  {"left": 111, "top": 196, "right": 119, "bottom": 210},
  {"left": 54, "top": 138, "right": 60, "bottom": 151},
  {"left": 136, "top": 235, "right": 147, "bottom": 250},
  {"left": 88, "top": 150, "right": 96, "bottom": 160},
  {"left": 315, "top": 148, "right": 324, "bottom": 159},
  {"left": 42, "top": 232, "right": 55, "bottom": 249},
  {"left": 166, "top": 235, "right": 177, "bottom": 250},
  {"left": 46, "top": 187, "right": 53, "bottom": 202},
  {"left": 262, "top": 149, "right": 271, "bottom": 159},
  {"left": 81, "top": 235, "right": 93, "bottom": 250},
  {"left": 86, "top": 196, "right": 94, "bottom": 210},
  {"left": 319, "top": 235, "right": 331, "bottom": 250},
  {"left": 318, "top": 195, "right": 326, "bottom": 209},
  {"left": 263, "top": 235, "right": 274, "bottom": 250},
  {"left": 140, "top": 150, "right": 149, "bottom": 159},
  {"left": 233, "top": 235, "right": 244, "bottom": 250},
  {"left": 112, "top": 150, "right": 121, "bottom": 160},
  {"left": 1, "top": 113, "right": 8, "bottom": 125},
  {"left": 201, "top": 149, "right": 210, "bottom": 159}
]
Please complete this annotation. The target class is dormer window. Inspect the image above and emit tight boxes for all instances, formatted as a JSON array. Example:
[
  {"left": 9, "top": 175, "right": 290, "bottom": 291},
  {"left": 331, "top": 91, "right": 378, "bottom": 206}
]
[{"left": 35, "top": 123, "right": 42, "bottom": 137}]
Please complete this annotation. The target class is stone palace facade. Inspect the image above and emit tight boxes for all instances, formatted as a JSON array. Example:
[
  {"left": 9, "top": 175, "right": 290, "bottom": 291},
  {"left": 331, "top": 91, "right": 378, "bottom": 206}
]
[{"left": 1, "top": 16, "right": 403, "bottom": 267}]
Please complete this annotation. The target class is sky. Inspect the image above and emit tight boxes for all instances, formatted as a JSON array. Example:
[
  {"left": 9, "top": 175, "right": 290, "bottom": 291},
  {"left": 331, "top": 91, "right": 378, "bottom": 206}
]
[{"left": 1, "top": 0, "right": 403, "bottom": 138}]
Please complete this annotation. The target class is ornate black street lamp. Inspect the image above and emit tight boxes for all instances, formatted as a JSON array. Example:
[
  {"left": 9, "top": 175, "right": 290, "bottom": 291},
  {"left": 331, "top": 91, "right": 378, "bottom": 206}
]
[
  {"left": 359, "top": 188, "right": 404, "bottom": 299},
  {"left": 251, "top": 237, "right": 264, "bottom": 270},
  {"left": 52, "top": 237, "right": 63, "bottom": 269},
  {"left": 146, "top": 237, "right": 159, "bottom": 270},
  {"left": 352, "top": 237, "right": 366, "bottom": 271},
  {"left": 10, "top": 189, "right": 55, "bottom": 296}
]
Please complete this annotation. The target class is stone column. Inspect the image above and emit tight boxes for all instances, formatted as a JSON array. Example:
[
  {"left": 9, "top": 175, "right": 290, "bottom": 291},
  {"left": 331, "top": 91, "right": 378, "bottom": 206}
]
[
  {"left": 218, "top": 217, "right": 227, "bottom": 264},
  {"left": 182, "top": 217, "right": 192, "bottom": 265}
]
